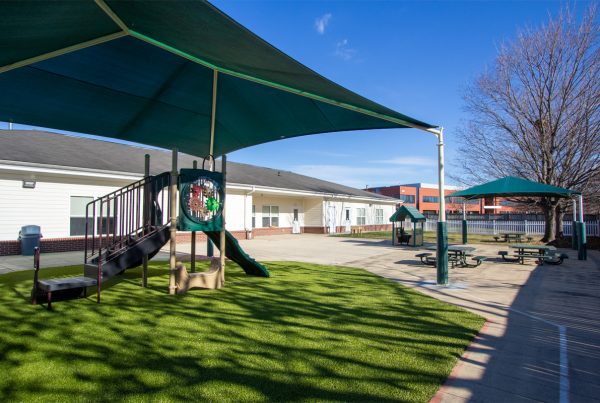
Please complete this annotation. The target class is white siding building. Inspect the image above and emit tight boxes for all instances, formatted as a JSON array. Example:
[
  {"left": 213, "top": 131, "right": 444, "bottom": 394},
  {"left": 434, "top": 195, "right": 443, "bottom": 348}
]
[{"left": 0, "top": 130, "right": 396, "bottom": 255}]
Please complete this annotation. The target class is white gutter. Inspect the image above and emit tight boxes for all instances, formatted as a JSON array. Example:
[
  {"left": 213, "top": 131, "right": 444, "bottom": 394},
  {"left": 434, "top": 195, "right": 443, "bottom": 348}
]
[
  {"left": 0, "top": 160, "right": 140, "bottom": 181},
  {"left": 244, "top": 186, "right": 256, "bottom": 231},
  {"left": 0, "top": 160, "right": 397, "bottom": 204}
]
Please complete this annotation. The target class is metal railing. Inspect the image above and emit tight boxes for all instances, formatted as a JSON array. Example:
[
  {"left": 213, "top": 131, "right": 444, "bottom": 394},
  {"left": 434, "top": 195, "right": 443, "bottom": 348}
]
[
  {"left": 422, "top": 219, "right": 600, "bottom": 236},
  {"left": 84, "top": 172, "right": 171, "bottom": 265}
]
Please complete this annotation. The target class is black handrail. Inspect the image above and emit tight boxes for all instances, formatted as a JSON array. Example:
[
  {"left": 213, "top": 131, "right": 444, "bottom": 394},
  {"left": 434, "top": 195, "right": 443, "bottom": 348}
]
[{"left": 84, "top": 172, "right": 171, "bottom": 267}]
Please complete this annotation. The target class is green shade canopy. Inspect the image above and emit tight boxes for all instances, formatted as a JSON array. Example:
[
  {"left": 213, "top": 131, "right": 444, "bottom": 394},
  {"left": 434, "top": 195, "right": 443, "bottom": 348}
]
[
  {"left": 448, "top": 176, "right": 580, "bottom": 200},
  {"left": 0, "top": 1, "right": 436, "bottom": 157},
  {"left": 390, "top": 205, "right": 426, "bottom": 223}
]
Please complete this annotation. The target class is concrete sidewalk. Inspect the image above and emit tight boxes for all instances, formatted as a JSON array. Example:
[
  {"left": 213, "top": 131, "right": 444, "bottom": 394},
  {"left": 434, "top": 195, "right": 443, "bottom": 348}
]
[{"left": 1, "top": 234, "right": 598, "bottom": 402}]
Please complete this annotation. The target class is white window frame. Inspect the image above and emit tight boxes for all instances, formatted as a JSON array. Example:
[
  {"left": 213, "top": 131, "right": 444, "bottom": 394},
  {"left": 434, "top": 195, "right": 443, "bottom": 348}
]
[
  {"left": 262, "top": 205, "right": 279, "bottom": 227},
  {"left": 356, "top": 208, "right": 366, "bottom": 225},
  {"left": 375, "top": 208, "right": 384, "bottom": 225},
  {"left": 70, "top": 196, "right": 93, "bottom": 236}
]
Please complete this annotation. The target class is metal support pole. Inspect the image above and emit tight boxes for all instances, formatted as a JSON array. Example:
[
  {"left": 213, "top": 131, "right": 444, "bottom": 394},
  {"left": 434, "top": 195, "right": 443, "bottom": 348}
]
[
  {"left": 191, "top": 160, "right": 197, "bottom": 273},
  {"left": 577, "top": 195, "right": 587, "bottom": 260},
  {"left": 142, "top": 154, "right": 150, "bottom": 287},
  {"left": 392, "top": 222, "right": 395, "bottom": 246},
  {"left": 462, "top": 201, "right": 468, "bottom": 244},
  {"left": 168, "top": 148, "right": 178, "bottom": 295},
  {"left": 572, "top": 198, "right": 578, "bottom": 250},
  {"left": 436, "top": 128, "right": 448, "bottom": 285},
  {"left": 207, "top": 70, "right": 219, "bottom": 259},
  {"left": 220, "top": 155, "right": 227, "bottom": 284}
]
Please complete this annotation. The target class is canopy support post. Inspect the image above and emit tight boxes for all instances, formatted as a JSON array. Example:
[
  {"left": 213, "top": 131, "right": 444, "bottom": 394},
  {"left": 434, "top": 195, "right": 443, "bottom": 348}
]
[
  {"left": 220, "top": 155, "right": 227, "bottom": 285},
  {"left": 572, "top": 198, "right": 578, "bottom": 250},
  {"left": 577, "top": 195, "right": 587, "bottom": 260},
  {"left": 207, "top": 70, "right": 219, "bottom": 258},
  {"left": 462, "top": 201, "right": 468, "bottom": 245},
  {"left": 142, "top": 153, "right": 150, "bottom": 287},
  {"left": 168, "top": 148, "right": 178, "bottom": 295},
  {"left": 191, "top": 160, "right": 198, "bottom": 273},
  {"left": 435, "top": 128, "right": 448, "bottom": 285}
]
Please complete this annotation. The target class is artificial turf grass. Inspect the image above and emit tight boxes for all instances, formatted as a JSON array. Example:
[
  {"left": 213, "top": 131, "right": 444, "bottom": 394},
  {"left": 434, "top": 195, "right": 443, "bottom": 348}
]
[{"left": 0, "top": 261, "right": 484, "bottom": 402}]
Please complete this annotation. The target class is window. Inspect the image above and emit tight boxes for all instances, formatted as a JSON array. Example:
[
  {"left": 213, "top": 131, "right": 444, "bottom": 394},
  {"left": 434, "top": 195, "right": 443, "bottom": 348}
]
[
  {"left": 293, "top": 209, "right": 299, "bottom": 221},
  {"left": 262, "top": 205, "right": 279, "bottom": 227},
  {"left": 423, "top": 196, "right": 439, "bottom": 203},
  {"left": 446, "top": 196, "right": 479, "bottom": 205},
  {"left": 345, "top": 209, "right": 350, "bottom": 221},
  {"left": 399, "top": 194, "right": 415, "bottom": 203},
  {"left": 252, "top": 205, "right": 256, "bottom": 228},
  {"left": 70, "top": 196, "right": 93, "bottom": 236},
  {"left": 356, "top": 208, "right": 366, "bottom": 225},
  {"left": 375, "top": 208, "right": 384, "bottom": 224}
]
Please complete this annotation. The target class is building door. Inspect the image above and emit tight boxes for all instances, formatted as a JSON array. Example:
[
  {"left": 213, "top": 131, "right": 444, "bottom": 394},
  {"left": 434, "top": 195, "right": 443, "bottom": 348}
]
[
  {"left": 292, "top": 208, "right": 300, "bottom": 234},
  {"left": 327, "top": 204, "right": 337, "bottom": 234},
  {"left": 344, "top": 207, "right": 351, "bottom": 232}
]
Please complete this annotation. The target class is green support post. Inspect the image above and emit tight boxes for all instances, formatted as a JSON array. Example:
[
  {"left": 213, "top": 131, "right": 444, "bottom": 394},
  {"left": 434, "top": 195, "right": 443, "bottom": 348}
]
[
  {"left": 577, "top": 196, "right": 587, "bottom": 260},
  {"left": 437, "top": 221, "right": 448, "bottom": 285},
  {"left": 462, "top": 220, "right": 468, "bottom": 244},
  {"left": 577, "top": 222, "right": 587, "bottom": 261},
  {"left": 571, "top": 199, "right": 577, "bottom": 250}
]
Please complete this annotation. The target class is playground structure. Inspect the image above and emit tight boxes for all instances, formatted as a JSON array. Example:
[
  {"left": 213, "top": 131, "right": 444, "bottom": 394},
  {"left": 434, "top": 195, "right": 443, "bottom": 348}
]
[
  {"left": 390, "top": 205, "right": 426, "bottom": 247},
  {"left": 4, "top": 0, "right": 451, "bottom": 290},
  {"left": 32, "top": 152, "right": 270, "bottom": 309}
]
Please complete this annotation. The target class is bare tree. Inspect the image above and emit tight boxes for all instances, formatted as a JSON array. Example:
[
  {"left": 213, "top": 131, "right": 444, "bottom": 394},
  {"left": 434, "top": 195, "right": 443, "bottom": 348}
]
[{"left": 455, "top": 4, "right": 600, "bottom": 241}]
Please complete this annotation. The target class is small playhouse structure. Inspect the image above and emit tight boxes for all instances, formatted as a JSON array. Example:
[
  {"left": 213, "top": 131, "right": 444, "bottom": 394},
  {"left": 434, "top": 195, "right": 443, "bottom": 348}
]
[{"left": 390, "top": 205, "right": 426, "bottom": 247}]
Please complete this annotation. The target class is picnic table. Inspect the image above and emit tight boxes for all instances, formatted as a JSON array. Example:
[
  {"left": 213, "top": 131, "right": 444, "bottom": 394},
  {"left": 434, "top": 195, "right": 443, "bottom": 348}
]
[
  {"left": 419, "top": 245, "right": 485, "bottom": 268},
  {"left": 501, "top": 243, "right": 564, "bottom": 265},
  {"left": 493, "top": 233, "right": 533, "bottom": 243}
]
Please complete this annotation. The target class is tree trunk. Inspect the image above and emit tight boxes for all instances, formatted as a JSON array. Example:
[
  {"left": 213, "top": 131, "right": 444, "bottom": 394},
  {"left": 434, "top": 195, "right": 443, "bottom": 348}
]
[
  {"left": 555, "top": 205, "right": 564, "bottom": 239},
  {"left": 542, "top": 203, "right": 557, "bottom": 242}
]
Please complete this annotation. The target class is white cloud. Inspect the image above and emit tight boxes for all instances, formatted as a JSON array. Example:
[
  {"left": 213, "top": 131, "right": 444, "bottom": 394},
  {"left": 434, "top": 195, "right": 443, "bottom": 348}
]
[
  {"left": 334, "top": 39, "right": 357, "bottom": 61},
  {"left": 370, "top": 157, "right": 436, "bottom": 167},
  {"left": 314, "top": 13, "right": 332, "bottom": 34}
]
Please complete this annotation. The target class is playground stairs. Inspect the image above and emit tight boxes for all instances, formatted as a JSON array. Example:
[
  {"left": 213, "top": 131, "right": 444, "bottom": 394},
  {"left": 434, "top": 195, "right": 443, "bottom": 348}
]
[{"left": 32, "top": 172, "right": 173, "bottom": 308}]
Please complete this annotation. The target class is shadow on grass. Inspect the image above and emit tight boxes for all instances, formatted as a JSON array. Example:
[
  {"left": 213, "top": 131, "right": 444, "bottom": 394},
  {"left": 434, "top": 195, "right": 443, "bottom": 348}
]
[{"left": 0, "top": 260, "right": 484, "bottom": 401}]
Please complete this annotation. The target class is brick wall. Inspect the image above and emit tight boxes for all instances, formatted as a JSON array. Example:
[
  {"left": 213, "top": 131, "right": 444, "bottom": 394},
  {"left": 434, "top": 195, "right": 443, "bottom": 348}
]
[
  {"left": 303, "top": 226, "right": 326, "bottom": 234},
  {"left": 0, "top": 224, "right": 392, "bottom": 256},
  {"left": 0, "top": 240, "right": 20, "bottom": 256}
]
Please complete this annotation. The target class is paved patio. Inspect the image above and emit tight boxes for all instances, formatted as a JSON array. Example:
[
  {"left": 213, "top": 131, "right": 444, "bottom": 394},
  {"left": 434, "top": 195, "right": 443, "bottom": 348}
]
[{"left": 1, "top": 234, "right": 598, "bottom": 402}]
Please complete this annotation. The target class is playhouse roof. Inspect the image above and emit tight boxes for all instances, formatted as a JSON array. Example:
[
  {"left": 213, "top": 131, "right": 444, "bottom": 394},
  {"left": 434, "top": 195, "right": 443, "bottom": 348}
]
[
  {"left": 448, "top": 176, "right": 580, "bottom": 199},
  {"left": 0, "top": 1, "right": 436, "bottom": 158},
  {"left": 389, "top": 205, "right": 426, "bottom": 222}
]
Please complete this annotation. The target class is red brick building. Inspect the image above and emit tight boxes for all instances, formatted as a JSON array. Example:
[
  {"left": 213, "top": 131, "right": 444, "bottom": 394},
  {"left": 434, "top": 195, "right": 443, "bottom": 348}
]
[{"left": 366, "top": 183, "right": 521, "bottom": 215}]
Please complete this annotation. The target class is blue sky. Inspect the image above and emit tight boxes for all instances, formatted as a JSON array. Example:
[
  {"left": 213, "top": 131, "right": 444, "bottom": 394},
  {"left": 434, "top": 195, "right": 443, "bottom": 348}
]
[{"left": 5, "top": 1, "right": 577, "bottom": 188}]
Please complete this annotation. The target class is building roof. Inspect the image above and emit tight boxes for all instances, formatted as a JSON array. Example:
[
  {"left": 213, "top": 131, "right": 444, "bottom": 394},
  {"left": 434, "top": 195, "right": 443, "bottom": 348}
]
[
  {"left": 0, "top": 130, "right": 395, "bottom": 201},
  {"left": 448, "top": 176, "right": 580, "bottom": 199},
  {"left": 369, "top": 183, "right": 461, "bottom": 191},
  {"left": 389, "top": 205, "right": 426, "bottom": 222}
]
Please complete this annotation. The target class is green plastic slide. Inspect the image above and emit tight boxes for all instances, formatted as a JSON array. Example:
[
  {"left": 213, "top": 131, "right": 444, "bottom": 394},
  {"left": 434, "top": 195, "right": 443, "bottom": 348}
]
[{"left": 203, "top": 230, "right": 270, "bottom": 277}]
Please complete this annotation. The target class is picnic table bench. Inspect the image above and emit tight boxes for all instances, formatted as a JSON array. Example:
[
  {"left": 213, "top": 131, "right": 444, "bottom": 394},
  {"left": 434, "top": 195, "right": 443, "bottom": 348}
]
[
  {"left": 498, "top": 244, "right": 566, "bottom": 265},
  {"left": 350, "top": 226, "right": 363, "bottom": 236},
  {"left": 419, "top": 245, "right": 485, "bottom": 268},
  {"left": 493, "top": 233, "right": 533, "bottom": 243}
]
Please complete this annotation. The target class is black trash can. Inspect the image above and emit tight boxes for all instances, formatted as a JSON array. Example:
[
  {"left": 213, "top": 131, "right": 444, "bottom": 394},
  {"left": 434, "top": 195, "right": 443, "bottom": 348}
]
[{"left": 19, "top": 225, "right": 42, "bottom": 256}]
